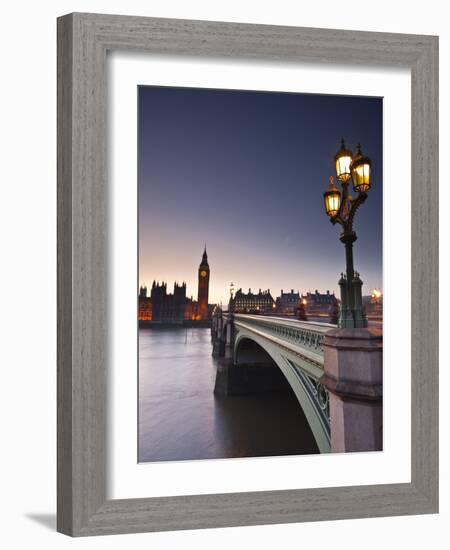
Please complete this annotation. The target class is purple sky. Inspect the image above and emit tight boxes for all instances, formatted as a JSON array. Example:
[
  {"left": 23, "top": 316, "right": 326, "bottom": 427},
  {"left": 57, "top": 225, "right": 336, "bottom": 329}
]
[{"left": 138, "top": 86, "right": 382, "bottom": 305}]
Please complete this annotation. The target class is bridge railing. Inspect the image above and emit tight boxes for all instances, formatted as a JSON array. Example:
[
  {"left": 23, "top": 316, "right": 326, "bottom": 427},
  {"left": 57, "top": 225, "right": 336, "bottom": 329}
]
[{"left": 229, "top": 314, "right": 334, "bottom": 363}]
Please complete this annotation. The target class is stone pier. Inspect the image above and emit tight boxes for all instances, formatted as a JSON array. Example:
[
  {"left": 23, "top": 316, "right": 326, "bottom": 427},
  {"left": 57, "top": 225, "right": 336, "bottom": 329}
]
[{"left": 320, "top": 328, "right": 382, "bottom": 453}]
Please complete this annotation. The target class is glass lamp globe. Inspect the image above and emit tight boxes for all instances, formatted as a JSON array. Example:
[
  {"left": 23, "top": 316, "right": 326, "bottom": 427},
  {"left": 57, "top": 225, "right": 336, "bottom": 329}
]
[
  {"left": 335, "top": 139, "right": 353, "bottom": 183},
  {"left": 351, "top": 144, "right": 372, "bottom": 193},
  {"left": 324, "top": 176, "right": 341, "bottom": 218}
]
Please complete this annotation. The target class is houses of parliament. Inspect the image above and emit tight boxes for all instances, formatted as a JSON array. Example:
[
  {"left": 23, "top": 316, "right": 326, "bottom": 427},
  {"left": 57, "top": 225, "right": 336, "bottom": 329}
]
[{"left": 139, "top": 247, "right": 212, "bottom": 326}]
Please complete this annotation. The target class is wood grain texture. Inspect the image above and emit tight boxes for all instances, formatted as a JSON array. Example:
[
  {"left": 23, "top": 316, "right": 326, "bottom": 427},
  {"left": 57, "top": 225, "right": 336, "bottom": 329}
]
[
  {"left": 410, "top": 35, "right": 439, "bottom": 506},
  {"left": 57, "top": 12, "right": 439, "bottom": 536},
  {"left": 57, "top": 13, "right": 74, "bottom": 535}
]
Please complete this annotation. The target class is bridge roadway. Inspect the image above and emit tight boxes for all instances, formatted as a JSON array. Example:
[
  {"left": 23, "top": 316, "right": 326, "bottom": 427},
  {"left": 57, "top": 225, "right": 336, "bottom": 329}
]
[{"left": 212, "top": 313, "right": 335, "bottom": 453}]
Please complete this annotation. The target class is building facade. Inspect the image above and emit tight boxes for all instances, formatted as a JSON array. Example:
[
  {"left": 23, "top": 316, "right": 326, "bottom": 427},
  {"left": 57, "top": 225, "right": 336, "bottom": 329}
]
[
  {"left": 231, "top": 288, "right": 275, "bottom": 314},
  {"left": 302, "top": 290, "right": 337, "bottom": 318},
  {"left": 150, "top": 281, "right": 186, "bottom": 324},
  {"left": 275, "top": 289, "right": 301, "bottom": 315},
  {"left": 138, "top": 285, "right": 152, "bottom": 321}
]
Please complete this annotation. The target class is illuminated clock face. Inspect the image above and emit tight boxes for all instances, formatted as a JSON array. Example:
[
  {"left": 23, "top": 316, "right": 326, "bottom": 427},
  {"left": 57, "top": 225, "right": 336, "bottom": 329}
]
[{"left": 200, "top": 270, "right": 208, "bottom": 277}]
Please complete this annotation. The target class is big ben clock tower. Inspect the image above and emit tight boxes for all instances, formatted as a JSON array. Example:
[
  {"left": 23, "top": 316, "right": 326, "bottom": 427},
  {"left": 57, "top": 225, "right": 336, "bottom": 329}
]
[{"left": 198, "top": 246, "right": 210, "bottom": 320}]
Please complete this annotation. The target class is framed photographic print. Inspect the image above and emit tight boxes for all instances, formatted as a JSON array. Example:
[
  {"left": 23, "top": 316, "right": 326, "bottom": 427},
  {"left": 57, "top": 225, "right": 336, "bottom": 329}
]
[{"left": 57, "top": 13, "right": 438, "bottom": 536}]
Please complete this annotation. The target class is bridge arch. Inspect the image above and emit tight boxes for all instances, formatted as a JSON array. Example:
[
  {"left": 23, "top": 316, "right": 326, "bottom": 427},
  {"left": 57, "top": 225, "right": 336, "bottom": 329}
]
[
  {"left": 234, "top": 332, "right": 331, "bottom": 453},
  {"left": 235, "top": 337, "right": 276, "bottom": 366}
]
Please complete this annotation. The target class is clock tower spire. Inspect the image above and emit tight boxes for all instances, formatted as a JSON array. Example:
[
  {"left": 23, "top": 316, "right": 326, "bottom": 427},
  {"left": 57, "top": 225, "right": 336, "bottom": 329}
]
[{"left": 198, "top": 245, "right": 210, "bottom": 320}]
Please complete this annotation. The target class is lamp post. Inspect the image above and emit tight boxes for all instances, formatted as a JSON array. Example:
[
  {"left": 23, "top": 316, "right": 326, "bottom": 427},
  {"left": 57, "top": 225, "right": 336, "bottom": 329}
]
[
  {"left": 324, "top": 139, "right": 371, "bottom": 328},
  {"left": 229, "top": 282, "right": 235, "bottom": 316}
]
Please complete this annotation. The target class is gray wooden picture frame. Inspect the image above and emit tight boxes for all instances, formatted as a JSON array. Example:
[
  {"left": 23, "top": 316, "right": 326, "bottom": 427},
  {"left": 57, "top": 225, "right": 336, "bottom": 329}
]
[{"left": 57, "top": 12, "right": 439, "bottom": 537}]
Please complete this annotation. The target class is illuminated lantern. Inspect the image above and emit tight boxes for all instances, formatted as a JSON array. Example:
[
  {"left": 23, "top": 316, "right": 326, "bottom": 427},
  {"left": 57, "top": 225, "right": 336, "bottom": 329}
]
[
  {"left": 335, "top": 139, "right": 353, "bottom": 183},
  {"left": 351, "top": 143, "right": 372, "bottom": 193},
  {"left": 324, "top": 176, "right": 341, "bottom": 218}
]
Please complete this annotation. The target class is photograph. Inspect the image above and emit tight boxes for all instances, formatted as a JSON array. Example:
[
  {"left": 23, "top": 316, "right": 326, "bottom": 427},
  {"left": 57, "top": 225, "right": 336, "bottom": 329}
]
[
  {"left": 137, "top": 85, "right": 383, "bottom": 462},
  {"left": 0, "top": 1, "right": 441, "bottom": 543}
]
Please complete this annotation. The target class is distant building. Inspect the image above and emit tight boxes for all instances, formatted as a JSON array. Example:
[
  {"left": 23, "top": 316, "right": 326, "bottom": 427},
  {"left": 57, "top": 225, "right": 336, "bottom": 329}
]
[
  {"left": 150, "top": 281, "right": 186, "bottom": 324},
  {"left": 138, "top": 247, "right": 212, "bottom": 325},
  {"left": 363, "top": 289, "right": 383, "bottom": 319},
  {"left": 302, "top": 290, "right": 337, "bottom": 318},
  {"left": 138, "top": 285, "right": 152, "bottom": 320},
  {"left": 197, "top": 247, "right": 210, "bottom": 320},
  {"left": 275, "top": 289, "right": 300, "bottom": 315},
  {"left": 184, "top": 296, "right": 199, "bottom": 321},
  {"left": 232, "top": 288, "right": 275, "bottom": 314}
]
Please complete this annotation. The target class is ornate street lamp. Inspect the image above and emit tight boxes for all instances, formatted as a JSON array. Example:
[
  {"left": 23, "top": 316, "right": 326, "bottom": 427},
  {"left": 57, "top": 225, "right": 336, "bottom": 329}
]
[
  {"left": 229, "top": 282, "right": 235, "bottom": 300},
  {"left": 323, "top": 139, "right": 372, "bottom": 328}
]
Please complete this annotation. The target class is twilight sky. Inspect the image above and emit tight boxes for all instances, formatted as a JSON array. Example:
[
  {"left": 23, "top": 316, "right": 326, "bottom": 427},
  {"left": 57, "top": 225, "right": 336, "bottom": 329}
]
[{"left": 138, "top": 86, "right": 382, "bottom": 305}]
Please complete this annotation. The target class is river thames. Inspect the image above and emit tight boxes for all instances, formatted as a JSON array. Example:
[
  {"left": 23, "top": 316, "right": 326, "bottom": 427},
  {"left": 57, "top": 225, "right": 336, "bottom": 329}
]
[{"left": 139, "top": 327, "right": 318, "bottom": 462}]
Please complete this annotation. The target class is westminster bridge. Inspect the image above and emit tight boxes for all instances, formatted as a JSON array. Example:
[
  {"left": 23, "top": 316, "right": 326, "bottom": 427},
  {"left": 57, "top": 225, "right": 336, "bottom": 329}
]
[{"left": 211, "top": 311, "right": 383, "bottom": 454}]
